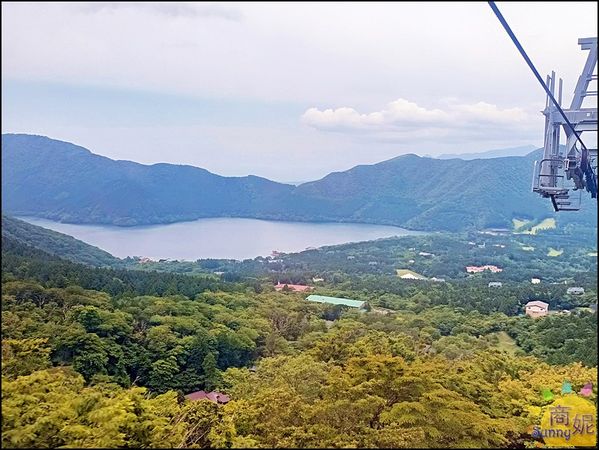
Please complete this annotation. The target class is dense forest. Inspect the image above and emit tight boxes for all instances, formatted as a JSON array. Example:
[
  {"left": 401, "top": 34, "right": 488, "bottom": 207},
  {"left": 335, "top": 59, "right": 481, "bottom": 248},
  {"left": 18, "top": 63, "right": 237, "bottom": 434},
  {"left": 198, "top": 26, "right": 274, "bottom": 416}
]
[{"left": 2, "top": 219, "right": 597, "bottom": 448}]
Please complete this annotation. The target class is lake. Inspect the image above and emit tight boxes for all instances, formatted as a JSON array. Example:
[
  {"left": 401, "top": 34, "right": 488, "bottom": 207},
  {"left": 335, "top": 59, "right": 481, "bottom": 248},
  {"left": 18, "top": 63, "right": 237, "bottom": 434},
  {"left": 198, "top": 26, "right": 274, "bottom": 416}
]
[{"left": 19, "top": 217, "right": 423, "bottom": 261}]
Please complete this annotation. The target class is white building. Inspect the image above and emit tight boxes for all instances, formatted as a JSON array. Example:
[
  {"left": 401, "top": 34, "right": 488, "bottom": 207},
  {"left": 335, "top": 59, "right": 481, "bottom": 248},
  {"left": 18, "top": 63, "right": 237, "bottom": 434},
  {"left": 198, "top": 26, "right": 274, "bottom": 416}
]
[{"left": 531, "top": 278, "right": 541, "bottom": 284}]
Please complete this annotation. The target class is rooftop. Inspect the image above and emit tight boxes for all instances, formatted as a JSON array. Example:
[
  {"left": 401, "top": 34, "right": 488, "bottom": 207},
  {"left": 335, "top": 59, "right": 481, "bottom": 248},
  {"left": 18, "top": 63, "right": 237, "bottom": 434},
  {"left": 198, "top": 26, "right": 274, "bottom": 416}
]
[
  {"left": 305, "top": 294, "right": 365, "bottom": 308},
  {"left": 275, "top": 282, "right": 313, "bottom": 292},
  {"left": 526, "top": 300, "right": 549, "bottom": 308},
  {"left": 184, "top": 390, "right": 230, "bottom": 404}
]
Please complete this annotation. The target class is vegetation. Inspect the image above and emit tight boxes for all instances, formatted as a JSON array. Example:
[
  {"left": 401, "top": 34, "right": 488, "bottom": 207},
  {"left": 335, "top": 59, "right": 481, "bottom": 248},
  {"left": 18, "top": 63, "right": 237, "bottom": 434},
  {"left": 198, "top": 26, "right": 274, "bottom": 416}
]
[
  {"left": 1, "top": 134, "right": 293, "bottom": 227},
  {"left": 2, "top": 222, "right": 597, "bottom": 447},
  {"left": 1, "top": 214, "right": 597, "bottom": 447},
  {"left": 1, "top": 236, "right": 229, "bottom": 298},
  {"left": 488, "top": 331, "right": 519, "bottom": 355},
  {"left": 515, "top": 218, "right": 557, "bottom": 235},
  {"left": 2, "top": 216, "right": 122, "bottom": 267},
  {"left": 148, "top": 226, "right": 597, "bottom": 289},
  {"left": 512, "top": 218, "right": 530, "bottom": 230}
]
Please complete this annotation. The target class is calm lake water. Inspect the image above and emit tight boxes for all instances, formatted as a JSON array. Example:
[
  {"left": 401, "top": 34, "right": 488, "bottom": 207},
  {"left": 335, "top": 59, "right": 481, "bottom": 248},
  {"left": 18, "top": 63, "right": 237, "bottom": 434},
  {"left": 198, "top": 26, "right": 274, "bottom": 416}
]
[{"left": 19, "top": 217, "right": 423, "bottom": 261}]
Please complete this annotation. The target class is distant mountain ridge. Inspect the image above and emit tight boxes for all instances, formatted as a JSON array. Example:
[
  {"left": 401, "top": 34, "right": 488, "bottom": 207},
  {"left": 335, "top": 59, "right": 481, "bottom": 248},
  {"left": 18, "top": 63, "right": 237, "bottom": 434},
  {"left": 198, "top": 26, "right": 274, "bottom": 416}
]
[
  {"left": 2, "top": 134, "right": 596, "bottom": 231},
  {"left": 2, "top": 134, "right": 293, "bottom": 226},
  {"left": 436, "top": 145, "right": 537, "bottom": 160}
]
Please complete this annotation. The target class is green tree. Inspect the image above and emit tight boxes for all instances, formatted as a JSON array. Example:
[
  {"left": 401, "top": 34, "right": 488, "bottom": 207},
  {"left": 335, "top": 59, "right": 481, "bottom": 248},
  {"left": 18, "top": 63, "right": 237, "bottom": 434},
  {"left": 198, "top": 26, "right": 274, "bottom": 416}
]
[{"left": 202, "top": 353, "right": 222, "bottom": 391}]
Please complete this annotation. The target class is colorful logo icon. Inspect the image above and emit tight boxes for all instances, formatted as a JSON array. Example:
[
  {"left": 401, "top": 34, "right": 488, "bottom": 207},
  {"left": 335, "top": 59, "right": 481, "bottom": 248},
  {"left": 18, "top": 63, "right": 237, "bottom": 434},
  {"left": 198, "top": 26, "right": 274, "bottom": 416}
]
[
  {"left": 561, "top": 381, "right": 573, "bottom": 394},
  {"left": 580, "top": 382, "right": 593, "bottom": 397},
  {"left": 534, "top": 381, "right": 596, "bottom": 447}
]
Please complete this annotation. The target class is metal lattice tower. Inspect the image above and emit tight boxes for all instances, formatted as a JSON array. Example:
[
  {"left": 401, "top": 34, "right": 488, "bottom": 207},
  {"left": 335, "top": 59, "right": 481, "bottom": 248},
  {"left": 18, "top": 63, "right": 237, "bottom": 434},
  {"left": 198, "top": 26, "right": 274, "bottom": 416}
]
[{"left": 532, "top": 37, "right": 598, "bottom": 211}]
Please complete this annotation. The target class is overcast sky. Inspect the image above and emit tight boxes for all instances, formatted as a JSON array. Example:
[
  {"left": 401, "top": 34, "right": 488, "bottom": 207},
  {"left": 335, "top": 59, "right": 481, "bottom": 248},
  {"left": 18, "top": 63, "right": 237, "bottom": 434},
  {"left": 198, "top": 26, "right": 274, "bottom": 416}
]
[{"left": 2, "top": 1, "right": 597, "bottom": 181}]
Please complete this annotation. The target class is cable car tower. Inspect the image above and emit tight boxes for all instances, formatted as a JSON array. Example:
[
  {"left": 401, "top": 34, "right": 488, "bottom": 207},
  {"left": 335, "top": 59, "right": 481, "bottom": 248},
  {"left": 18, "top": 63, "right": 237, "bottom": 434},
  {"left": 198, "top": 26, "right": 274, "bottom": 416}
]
[
  {"left": 532, "top": 38, "right": 598, "bottom": 211},
  {"left": 488, "top": 2, "right": 598, "bottom": 212}
]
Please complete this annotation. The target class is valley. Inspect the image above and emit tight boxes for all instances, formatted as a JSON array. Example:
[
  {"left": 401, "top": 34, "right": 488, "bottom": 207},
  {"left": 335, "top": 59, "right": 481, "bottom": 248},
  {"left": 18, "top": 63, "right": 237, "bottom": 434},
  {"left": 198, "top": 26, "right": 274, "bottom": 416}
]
[
  {"left": 3, "top": 2, "right": 597, "bottom": 447},
  {"left": 2, "top": 213, "right": 597, "bottom": 448}
]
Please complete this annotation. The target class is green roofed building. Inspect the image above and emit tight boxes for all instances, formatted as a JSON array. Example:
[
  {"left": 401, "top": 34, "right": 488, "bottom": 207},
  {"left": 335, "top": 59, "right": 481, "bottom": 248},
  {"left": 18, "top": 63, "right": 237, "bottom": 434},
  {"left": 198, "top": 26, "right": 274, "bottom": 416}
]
[{"left": 305, "top": 294, "right": 366, "bottom": 309}]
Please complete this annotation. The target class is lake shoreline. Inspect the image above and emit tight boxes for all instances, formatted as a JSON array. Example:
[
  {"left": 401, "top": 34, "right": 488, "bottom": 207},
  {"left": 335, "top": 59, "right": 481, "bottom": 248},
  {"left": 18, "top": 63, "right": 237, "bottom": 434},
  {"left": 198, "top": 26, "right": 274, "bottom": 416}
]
[
  {"left": 13, "top": 213, "right": 426, "bottom": 232},
  {"left": 17, "top": 216, "right": 425, "bottom": 261}
]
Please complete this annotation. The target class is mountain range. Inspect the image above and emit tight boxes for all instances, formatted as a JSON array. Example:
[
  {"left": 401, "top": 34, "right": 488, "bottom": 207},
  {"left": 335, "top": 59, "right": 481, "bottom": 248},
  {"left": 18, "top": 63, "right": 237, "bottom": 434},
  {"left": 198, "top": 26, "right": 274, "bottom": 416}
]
[
  {"left": 436, "top": 145, "right": 538, "bottom": 160},
  {"left": 2, "top": 134, "right": 596, "bottom": 231}
]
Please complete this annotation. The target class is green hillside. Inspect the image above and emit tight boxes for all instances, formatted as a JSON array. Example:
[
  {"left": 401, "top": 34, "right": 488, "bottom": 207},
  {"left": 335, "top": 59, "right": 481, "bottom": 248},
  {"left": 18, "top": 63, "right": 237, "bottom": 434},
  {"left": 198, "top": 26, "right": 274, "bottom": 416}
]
[
  {"left": 1, "top": 218, "right": 596, "bottom": 449},
  {"left": 289, "top": 153, "right": 596, "bottom": 231},
  {"left": 1, "top": 216, "right": 121, "bottom": 267},
  {"left": 1, "top": 134, "right": 293, "bottom": 227}
]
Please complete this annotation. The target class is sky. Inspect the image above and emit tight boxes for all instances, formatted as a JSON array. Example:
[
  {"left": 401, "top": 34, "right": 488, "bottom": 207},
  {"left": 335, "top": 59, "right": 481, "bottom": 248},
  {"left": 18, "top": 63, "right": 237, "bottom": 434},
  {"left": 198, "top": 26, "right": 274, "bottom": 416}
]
[{"left": 2, "top": 1, "right": 597, "bottom": 182}]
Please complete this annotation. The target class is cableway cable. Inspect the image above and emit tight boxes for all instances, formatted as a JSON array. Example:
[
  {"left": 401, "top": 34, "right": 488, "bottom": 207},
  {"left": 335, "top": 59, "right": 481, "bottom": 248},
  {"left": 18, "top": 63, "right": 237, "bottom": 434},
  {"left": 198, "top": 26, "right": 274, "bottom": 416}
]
[{"left": 488, "top": 1, "right": 597, "bottom": 199}]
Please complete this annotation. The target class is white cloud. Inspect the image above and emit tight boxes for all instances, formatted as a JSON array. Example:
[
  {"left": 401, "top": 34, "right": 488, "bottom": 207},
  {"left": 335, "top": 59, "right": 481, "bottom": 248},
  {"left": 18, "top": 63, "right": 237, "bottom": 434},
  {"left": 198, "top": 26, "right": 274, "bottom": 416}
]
[
  {"left": 1, "top": 2, "right": 594, "bottom": 173},
  {"left": 75, "top": 2, "right": 243, "bottom": 20},
  {"left": 1, "top": 2, "right": 596, "bottom": 106},
  {"left": 301, "top": 98, "right": 538, "bottom": 143}
]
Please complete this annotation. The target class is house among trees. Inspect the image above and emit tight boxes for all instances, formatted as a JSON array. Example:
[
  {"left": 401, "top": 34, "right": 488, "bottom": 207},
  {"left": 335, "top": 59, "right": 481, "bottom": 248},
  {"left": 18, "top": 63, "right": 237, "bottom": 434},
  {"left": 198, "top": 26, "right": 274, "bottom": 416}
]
[
  {"left": 275, "top": 282, "right": 313, "bottom": 292},
  {"left": 465, "top": 265, "right": 503, "bottom": 273},
  {"left": 138, "top": 257, "right": 155, "bottom": 264},
  {"left": 488, "top": 282, "right": 502, "bottom": 288},
  {"left": 566, "top": 287, "right": 585, "bottom": 295},
  {"left": 184, "top": 390, "right": 230, "bottom": 404},
  {"left": 525, "top": 300, "right": 549, "bottom": 318},
  {"left": 481, "top": 228, "right": 510, "bottom": 235}
]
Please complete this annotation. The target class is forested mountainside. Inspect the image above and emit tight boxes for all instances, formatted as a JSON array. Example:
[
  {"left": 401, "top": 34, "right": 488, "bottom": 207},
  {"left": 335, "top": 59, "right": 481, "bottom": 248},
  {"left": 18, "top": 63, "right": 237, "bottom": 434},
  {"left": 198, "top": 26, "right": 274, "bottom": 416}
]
[
  {"left": 2, "top": 228, "right": 597, "bottom": 448},
  {"left": 1, "top": 216, "right": 122, "bottom": 267},
  {"left": 1, "top": 134, "right": 293, "bottom": 226},
  {"left": 7, "top": 213, "right": 597, "bottom": 288},
  {"left": 3, "top": 134, "right": 595, "bottom": 231}
]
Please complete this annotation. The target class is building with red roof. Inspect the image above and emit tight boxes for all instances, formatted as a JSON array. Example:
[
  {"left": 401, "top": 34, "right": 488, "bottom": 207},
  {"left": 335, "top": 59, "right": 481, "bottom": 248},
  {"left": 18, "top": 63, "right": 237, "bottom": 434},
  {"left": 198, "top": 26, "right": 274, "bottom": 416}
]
[
  {"left": 274, "top": 282, "right": 314, "bottom": 292},
  {"left": 465, "top": 265, "right": 503, "bottom": 273}
]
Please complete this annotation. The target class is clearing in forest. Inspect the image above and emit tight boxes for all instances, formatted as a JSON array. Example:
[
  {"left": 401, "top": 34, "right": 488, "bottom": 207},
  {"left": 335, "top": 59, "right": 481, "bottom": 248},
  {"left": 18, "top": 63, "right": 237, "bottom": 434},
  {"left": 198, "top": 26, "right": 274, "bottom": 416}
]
[
  {"left": 514, "top": 218, "right": 556, "bottom": 235},
  {"left": 547, "top": 247, "right": 563, "bottom": 257},
  {"left": 396, "top": 269, "right": 427, "bottom": 280}
]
